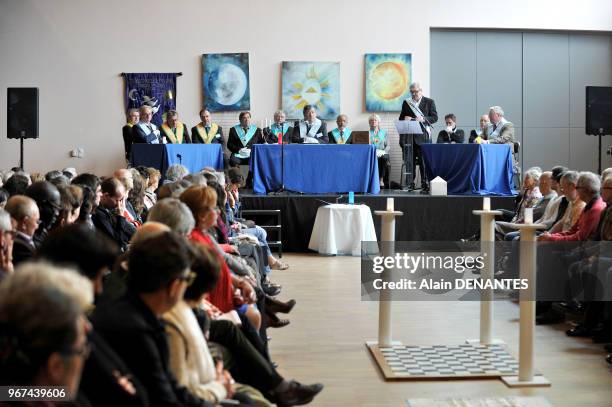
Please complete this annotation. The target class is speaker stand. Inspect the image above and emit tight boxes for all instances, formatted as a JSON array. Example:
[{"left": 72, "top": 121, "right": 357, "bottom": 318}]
[{"left": 19, "top": 137, "right": 25, "bottom": 170}]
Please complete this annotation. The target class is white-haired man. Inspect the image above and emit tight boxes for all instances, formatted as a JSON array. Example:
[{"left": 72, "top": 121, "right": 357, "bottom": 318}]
[
  {"left": 264, "top": 110, "right": 292, "bottom": 144},
  {"left": 399, "top": 82, "right": 438, "bottom": 191},
  {"left": 132, "top": 105, "right": 162, "bottom": 144}
]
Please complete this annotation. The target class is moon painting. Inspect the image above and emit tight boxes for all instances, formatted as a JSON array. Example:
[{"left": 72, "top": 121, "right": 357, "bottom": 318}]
[
  {"left": 365, "top": 53, "right": 412, "bottom": 112},
  {"left": 282, "top": 61, "right": 340, "bottom": 120},
  {"left": 203, "top": 53, "right": 250, "bottom": 111}
]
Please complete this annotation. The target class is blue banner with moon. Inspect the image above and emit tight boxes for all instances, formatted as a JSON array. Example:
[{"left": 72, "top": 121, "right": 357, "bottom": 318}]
[
  {"left": 365, "top": 53, "right": 412, "bottom": 112},
  {"left": 202, "top": 53, "right": 251, "bottom": 112},
  {"left": 124, "top": 73, "right": 178, "bottom": 126}
]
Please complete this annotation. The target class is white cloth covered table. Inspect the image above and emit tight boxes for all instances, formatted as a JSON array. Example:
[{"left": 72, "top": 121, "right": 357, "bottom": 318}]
[{"left": 308, "top": 204, "right": 377, "bottom": 256}]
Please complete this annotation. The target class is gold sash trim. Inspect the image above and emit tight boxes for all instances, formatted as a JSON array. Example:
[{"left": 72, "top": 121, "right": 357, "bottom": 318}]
[
  {"left": 161, "top": 122, "right": 184, "bottom": 144},
  {"left": 196, "top": 123, "right": 219, "bottom": 144}
]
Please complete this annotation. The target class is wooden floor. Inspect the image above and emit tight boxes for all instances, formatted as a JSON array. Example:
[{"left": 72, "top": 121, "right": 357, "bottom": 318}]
[{"left": 268, "top": 254, "right": 612, "bottom": 407}]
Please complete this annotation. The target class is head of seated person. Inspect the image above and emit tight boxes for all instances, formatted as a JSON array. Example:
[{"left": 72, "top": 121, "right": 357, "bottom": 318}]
[
  {"left": 99, "top": 178, "right": 126, "bottom": 211},
  {"left": 165, "top": 164, "right": 189, "bottom": 183},
  {"left": 127, "top": 232, "right": 194, "bottom": 316},
  {"left": 180, "top": 186, "right": 218, "bottom": 233},
  {"left": 147, "top": 199, "right": 195, "bottom": 237},
  {"left": 5, "top": 195, "right": 39, "bottom": 238},
  {"left": 126, "top": 108, "right": 139, "bottom": 126},
  {"left": 0, "top": 263, "right": 92, "bottom": 399},
  {"left": 523, "top": 167, "right": 542, "bottom": 192},
  {"left": 576, "top": 171, "right": 601, "bottom": 204},
  {"left": 239, "top": 111, "right": 252, "bottom": 130},
  {"left": 303, "top": 105, "right": 318, "bottom": 124}
]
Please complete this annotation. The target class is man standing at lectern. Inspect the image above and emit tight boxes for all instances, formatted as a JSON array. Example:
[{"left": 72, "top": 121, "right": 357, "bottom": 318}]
[{"left": 399, "top": 82, "right": 438, "bottom": 191}]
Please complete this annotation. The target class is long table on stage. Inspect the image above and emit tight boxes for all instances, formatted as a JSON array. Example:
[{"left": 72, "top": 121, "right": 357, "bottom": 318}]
[
  {"left": 241, "top": 191, "right": 516, "bottom": 252},
  {"left": 250, "top": 144, "right": 380, "bottom": 195},
  {"left": 421, "top": 144, "right": 516, "bottom": 196},
  {"left": 130, "top": 144, "right": 224, "bottom": 175}
]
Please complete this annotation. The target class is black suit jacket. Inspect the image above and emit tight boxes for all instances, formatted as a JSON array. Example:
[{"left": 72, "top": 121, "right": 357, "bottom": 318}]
[
  {"left": 92, "top": 206, "right": 135, "bottom": 252},
  {"left": 227, "top": 126, "right": 264, "bottom": 154},
  {"left": 327, "top": 129, "right": 353, "bottom": 144},
  {"left": 78, "top": 329, "right": 149, "bottom": 407},
  {"left": 190, "top": 125, "right": 224, "bottom": 145},
  {"left": 132, "top": 123, "right": 161, "bottom": 144},
  {"left": 436, "top": 128, "right": 465, "bottom": 144},
  {"left": 398, "top": 97, "right": 438, "bottom": 145},
  {"left": 263, "top": 126, "right": 293, "bottom": 144},
  {"left": 291, "top": 121, "right": 328, "bottom": 144},
  {"left": 12, "top": 233, "right": 36, "bottom": 266},
  {"left": 469, "top": 129, "right": 488, "bottom": 144},
  {"left": 92, "top": 293, "right": 212, "bottom": 407},
  {"left": 123, "top": 125, "right": 134, "bottom": 159}
]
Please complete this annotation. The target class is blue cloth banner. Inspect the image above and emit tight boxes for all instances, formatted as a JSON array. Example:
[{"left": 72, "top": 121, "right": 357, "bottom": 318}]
[
  {"left": 130, "top": 144, "right": 224, "bottom": 177},
  {"left": 124, "top": 73, "right": 178, "bottom": 127},
  {"left": 250, "top": 144, "right": 380, "bottom": 194},
  {"left": 421, "top": 144, "right": 516, "bottom": 196}
]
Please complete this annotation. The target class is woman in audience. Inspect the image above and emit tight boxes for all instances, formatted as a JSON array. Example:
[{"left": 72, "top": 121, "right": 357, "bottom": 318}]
[
  {"left": 144, "top": 167, "right": 161, "bottom": 209},
  {"left": 129, "top": 168, "right": 148, "bottom": 222},
  {"left": 165, "top": 164, "right": 190, "bottom": 184},
  {"left": 368, "top": 114, "right": 390, "bottom": 188},
  {"left": 57, "top": 184, "right": 83, "bottom": 227},
  {"left": 179, "top": 186, "right": 262, "bottom": 331},
  {"left": 72, "top": 173, "right": 102, "bottom": 230},
  {"left": 495, "top": 167, "right": 543, "bottom": 237},
  {"left": 0, "top": 264, "right": 92, "bottom": 402},
  {"left": 164, "top": 244, "right": 269, "bottom": 406}
]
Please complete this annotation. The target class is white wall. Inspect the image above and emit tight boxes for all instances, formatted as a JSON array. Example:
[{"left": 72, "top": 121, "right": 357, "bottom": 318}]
[{"left": 1, "top": 0, "right": 612, "bottom": 177}]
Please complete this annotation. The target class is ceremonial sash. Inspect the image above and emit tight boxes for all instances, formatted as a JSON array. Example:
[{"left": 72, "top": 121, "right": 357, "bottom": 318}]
[
  {"left": 299, "top": 119, "right": 321, "bottom": 139},
  {"left": 331, "top": 127, "right": 351, "bottom": 144},
  {"left": 369, "top": 129, "right": 387, "bottom": 150},
  {"left": 407, "top": 99, "right": 432, "bottom": 136},
  {"left": 196, "top": 123, "right": 219, "bottom": 144},
  {"left": 138, "top": 122, "right": 155, "bottom": 135},
  {"left": 234, "top": 124, "right": 257, "bottom": 147},
  {"left": 270, "top": 123, "right": 289, "bottom": 137},
  {"left": 161, "top": 122, "right": 185, "bottom": 144},
  {"left": 488, "top": 118, "right": 508, "bottom": 139},
  {"left": 126, "top": 123, "right": 134, "bottom": 128}
]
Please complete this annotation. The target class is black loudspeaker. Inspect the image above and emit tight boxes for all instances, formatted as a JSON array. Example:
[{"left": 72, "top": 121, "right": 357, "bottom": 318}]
[
  {"left": 7, "top": 87, "right": 39, "bottom": 139},
  {"left": 586, "top": 86, "right": 612, "bottom": 135}
]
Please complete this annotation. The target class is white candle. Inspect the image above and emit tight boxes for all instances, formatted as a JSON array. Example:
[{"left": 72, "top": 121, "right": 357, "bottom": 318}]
[
  {"left": 387, "top": 198, "right": 394, "bottom": 211},
  {"left": 524, "top": 208, "right": 533, "bottom": 224},
  {"left": 483, "top": 197, "right": 490, "bottom": 210}
]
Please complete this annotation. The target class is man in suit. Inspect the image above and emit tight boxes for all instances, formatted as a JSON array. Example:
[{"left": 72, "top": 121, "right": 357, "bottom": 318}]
[
  {"left": 122, "top": 108, "right": 139, "bottom": 160},
  {"left": 132, "top": 105, "right": 162, "bottom": 144},
  {"left": 92, "top": 232, "right": 214, "bottom": 407},
  {"left": 92, "top": 177, "right": 135, "bottom": 252},
  {"left": 436, "top": 113, "right": 464, "bottom": 144},
  {"left": 191, "top": 109, "right": 224, "bottom": 145},
  {"left": 328, "top": 114, "right": 352, "bottom": 144},
  {"left": 227, "top": 111, "right": 265, "bottom": 167},
  {"left": 469, "top": 114, "right": 491, "bottom": 143},
  {"left": 160, "top": 110, "right": 191, "bottom": 144},
  {"left": 263, "top": 110, "right": 292, "bottom": 144},
  {"left": 483, "top": 105, "right": 519, "bottom": 178},
  {"left": 291, "top": 105, "right": 328, "bottom": 144},
  {"left": 24, "top": 181, "right": 61, "bottom": 248},
  {"left": 4, "top": 195, "right": 38, "bottom": 266},
  {"left": 399, "top": 82, "right": 438, "bottom": 191}
]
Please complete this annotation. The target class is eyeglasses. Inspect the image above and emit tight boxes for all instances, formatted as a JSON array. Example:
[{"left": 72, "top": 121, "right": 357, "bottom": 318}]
[
  {"left": 177, "top": 271, "right": 196, "bottom": 286},
  {"left": 61, "top": 341, "right": 91, "bottom": 359}
]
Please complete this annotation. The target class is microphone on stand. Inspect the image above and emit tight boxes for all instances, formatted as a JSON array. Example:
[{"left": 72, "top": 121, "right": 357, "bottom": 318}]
[{"left": 176, "top": 153, "right": 182, "bottom": 165}]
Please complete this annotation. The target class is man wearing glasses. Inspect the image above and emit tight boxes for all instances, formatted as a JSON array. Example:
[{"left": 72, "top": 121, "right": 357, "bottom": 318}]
[{"left": 399, "top": 82, "right": 438, "bottom": 192}]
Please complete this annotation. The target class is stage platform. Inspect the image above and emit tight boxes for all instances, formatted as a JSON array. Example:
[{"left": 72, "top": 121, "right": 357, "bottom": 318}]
[{"left": 240, "top": 191, "right": 516, "bottom": 252}]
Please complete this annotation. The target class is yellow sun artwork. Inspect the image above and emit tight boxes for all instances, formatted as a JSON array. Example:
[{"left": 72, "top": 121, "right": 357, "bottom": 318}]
[{"left": 282, "top": 61, "right": 340, "bottom": 120}]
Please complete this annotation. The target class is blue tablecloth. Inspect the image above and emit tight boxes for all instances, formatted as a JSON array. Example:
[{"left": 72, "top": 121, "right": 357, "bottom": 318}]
[
  {"left": 130, "top": 144, "right": 224, "bottom": 175},
  {"left": 421, "top": 144, "right": 516, "bottom": 195},
  {"left": 250, "top": 144, "right": 380, "bottom": 195}
]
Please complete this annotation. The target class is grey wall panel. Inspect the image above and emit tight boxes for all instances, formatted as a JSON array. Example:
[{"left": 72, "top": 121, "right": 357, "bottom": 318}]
[
  {"left": 523, "top": 33, "right": 569, "bottom": 128},
  {"left": 523, "top": 127, "right": 569, "bottom": 171},
  {"left": 569, "top": 128, "right": 600, "bottom": 172},
  {"left": 430, "top": 31, "right": 477, "bottom": 130},
  {"left": 569, "top": 34, "right": 612, "bottom": 128},
  {"left": 476, "top": 32, "right": 523, "bottom": 126}
]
